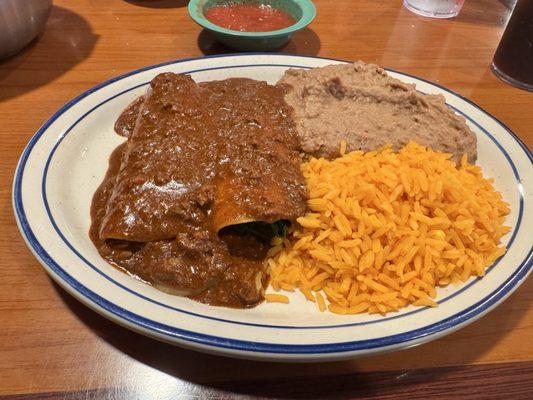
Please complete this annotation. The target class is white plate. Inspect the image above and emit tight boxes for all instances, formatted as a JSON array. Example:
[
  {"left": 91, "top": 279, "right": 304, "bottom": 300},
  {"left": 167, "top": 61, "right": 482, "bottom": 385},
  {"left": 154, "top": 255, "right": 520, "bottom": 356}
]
[{"left": 13, "top": 54, "right": 533, "bottom": 362}]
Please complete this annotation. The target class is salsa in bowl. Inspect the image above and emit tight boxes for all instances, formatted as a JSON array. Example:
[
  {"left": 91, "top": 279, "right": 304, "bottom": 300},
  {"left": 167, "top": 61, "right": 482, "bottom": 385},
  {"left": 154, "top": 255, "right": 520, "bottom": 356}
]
[{"left": 188, "top": 0, "right": 316, "bottom": 51}]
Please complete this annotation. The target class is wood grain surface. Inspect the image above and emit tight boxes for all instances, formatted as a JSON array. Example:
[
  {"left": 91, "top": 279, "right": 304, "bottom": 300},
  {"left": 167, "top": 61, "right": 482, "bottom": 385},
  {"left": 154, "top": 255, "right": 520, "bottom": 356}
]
[{"left": 0, "top": 0, "right": 531, "bottom": 399}]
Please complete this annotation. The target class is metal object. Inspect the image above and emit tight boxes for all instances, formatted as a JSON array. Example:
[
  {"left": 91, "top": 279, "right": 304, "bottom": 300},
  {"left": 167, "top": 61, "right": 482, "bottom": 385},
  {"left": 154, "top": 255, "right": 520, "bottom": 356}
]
[{"left": 0, "top": 0, "right": 53, "bottom": 59}]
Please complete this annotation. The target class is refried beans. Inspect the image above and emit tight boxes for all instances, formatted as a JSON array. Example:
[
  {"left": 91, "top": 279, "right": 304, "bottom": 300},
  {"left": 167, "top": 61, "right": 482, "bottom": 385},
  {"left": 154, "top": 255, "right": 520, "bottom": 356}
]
[{"left": 278, "top": 61, "right": 477, "bottom": 162}]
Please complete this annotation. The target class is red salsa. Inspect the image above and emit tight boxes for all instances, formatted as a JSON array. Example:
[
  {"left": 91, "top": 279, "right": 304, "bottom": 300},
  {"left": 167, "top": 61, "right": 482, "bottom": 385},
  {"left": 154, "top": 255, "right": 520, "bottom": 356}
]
[{"left": 205, "top": 3, "right": 296, "bottom": 32}]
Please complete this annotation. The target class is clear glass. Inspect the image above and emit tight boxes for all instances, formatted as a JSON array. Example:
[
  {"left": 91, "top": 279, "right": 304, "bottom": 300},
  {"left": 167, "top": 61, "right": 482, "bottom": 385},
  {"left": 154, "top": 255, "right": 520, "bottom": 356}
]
[{"left": 403, "top": 0, "right": 465, "bottom": 18}]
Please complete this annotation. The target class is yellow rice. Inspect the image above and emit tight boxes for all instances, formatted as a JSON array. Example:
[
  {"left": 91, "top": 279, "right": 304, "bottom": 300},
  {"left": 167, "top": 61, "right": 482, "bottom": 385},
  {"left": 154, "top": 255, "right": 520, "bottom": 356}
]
[
  {"left": 265, "top": 294, "right": 290, "bottom": 304},
  {"left": 267, "top": 142, "right": 510, "bottom": 315}
]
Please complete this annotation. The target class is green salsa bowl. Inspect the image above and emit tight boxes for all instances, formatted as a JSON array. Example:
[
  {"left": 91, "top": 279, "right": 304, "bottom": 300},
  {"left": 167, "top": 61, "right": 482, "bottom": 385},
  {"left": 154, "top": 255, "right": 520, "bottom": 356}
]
[{"left": 188, "top": 0, "right": 316, "bottom": 51}]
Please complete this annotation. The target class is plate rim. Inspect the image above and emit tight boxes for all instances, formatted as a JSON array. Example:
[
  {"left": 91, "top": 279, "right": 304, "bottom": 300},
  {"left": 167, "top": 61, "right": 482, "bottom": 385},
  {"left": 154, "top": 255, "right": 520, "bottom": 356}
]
[{"left": 12, "top": 53, "right": 533, "bottom": 358}]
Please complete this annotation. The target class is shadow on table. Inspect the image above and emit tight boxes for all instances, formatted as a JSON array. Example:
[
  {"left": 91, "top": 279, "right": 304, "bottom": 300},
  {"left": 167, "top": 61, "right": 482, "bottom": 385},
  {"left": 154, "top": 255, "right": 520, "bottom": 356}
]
[
  {"left": 0, "top": 6, "right": 97, "bottom": 102},
  {"left": 123, "top": 0, "right": 188, "bottom": 8},
  {"left": 53, "top": 279, "right": 530, "bottom": 399},
  {"left": 197, "top": 27, "right": 321, "bottom": 56}
]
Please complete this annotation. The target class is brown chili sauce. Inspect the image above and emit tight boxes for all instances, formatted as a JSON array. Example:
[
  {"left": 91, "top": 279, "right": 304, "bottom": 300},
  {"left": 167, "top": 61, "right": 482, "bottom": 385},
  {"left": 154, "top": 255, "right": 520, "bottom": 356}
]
[{"left": 90, "top": 73, "right": 306, "bottom": 308}]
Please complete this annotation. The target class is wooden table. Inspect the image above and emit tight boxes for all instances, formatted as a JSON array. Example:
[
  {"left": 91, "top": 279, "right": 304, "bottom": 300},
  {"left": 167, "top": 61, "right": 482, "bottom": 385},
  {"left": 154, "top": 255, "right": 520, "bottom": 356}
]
[{"left": 1, "top": 0, "right": 531, "bottom": 398}]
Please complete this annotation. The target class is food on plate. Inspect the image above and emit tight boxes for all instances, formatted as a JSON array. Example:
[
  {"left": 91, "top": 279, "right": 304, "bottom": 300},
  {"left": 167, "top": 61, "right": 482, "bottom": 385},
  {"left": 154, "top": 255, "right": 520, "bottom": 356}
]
[
  {"left": 204, "top": 3, "right": 296, "bottom": 32},
  {"left": 278, "top": 62, "right": 477, "bottom": 162},
  {"left": 90, "top": 73, "right": 306, "bottom": 308},
  {"left": 90, "top": 60, "right": 510, "bottom": 314},
  {"left": 267, "top": 142, "right": 510, "bottom": 314},
  {"left": 114, "top": 95, "right": 144, "bottom": 138}
]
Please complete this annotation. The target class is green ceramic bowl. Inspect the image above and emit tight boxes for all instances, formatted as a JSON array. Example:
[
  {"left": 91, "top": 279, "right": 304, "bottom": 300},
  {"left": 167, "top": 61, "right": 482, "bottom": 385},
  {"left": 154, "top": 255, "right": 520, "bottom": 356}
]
[{"left": 188, "top": 0, "right": 316, "bottom": 51}]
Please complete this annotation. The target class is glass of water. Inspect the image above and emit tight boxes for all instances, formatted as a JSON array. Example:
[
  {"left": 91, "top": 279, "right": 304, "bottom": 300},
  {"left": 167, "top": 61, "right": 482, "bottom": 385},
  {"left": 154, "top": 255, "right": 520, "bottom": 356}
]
[{"left": 403, "top": 0, "right": 465, "bottom": 18}]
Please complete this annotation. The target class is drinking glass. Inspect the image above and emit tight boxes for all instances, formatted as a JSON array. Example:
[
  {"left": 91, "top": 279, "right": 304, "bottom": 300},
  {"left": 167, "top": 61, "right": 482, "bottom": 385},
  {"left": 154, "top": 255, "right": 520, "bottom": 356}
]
[
  {"left": 491, "top": 0, "right": 533, "bottom": 91},
  {"left": 403, "top": 0, "right": 465, "bottom": 18}
]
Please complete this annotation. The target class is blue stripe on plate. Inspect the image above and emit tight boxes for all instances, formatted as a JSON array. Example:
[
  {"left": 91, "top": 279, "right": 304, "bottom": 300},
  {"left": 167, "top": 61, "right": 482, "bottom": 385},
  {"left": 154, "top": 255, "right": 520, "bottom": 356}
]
[{"left": 13, "top": 54, "right": 533, "bottom": 354}]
